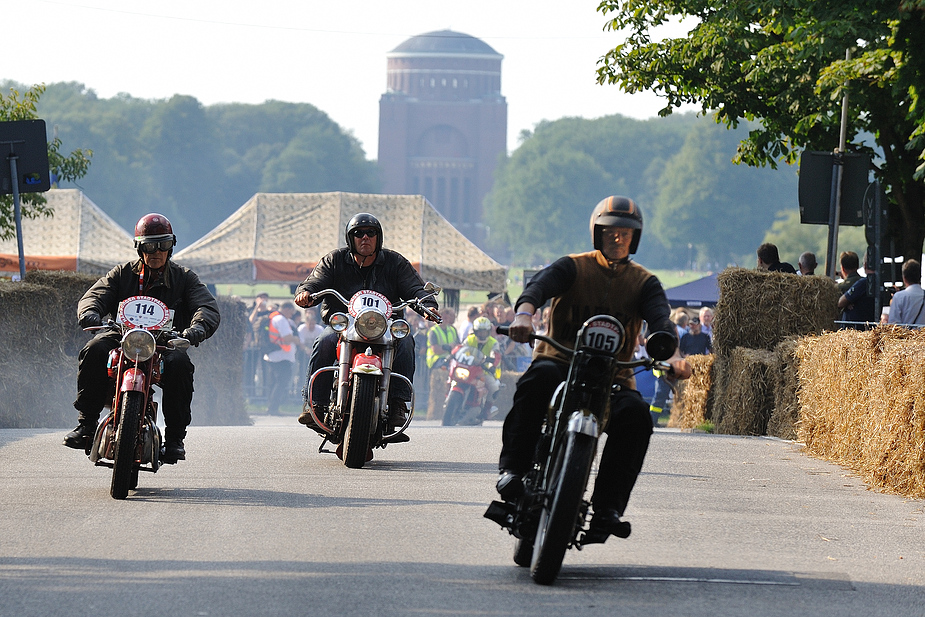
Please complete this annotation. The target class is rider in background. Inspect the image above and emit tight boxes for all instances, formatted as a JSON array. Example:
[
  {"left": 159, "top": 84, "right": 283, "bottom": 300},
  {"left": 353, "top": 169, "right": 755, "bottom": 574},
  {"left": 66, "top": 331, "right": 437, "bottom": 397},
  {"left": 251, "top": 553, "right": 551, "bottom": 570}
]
[
  {"left": 293, "top": 212, "right": 440, "bottom": 441},
  {"left": 453, "top": 316, "right": 502, "bottom": 423},
  {"left": 496, "top": 196, "right": 690, "bottom": 540},
  {"left": 63, "top": 213, "right": 220, "bottom": 463}
]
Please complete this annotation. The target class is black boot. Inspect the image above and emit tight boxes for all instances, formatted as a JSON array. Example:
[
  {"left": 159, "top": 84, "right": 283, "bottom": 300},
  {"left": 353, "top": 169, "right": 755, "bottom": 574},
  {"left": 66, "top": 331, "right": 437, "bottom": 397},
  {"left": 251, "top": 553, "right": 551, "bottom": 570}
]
[
  {"left": 161, "top": 437, "right": 186, "bottom": 464},
  {"left": 63, "top": 423, "right": 96, "bottom": 450}
]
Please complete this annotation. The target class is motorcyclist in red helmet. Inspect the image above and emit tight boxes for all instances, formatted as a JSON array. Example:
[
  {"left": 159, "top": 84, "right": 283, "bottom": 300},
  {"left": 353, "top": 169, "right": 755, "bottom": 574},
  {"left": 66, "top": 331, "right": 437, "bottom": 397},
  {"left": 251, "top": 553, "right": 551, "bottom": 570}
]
[
  {"left": 495, "top": 196, "right": 690, "bottom": 540},
  {"left": 63, "top": 213, "right": 220, "bottom": 463}
]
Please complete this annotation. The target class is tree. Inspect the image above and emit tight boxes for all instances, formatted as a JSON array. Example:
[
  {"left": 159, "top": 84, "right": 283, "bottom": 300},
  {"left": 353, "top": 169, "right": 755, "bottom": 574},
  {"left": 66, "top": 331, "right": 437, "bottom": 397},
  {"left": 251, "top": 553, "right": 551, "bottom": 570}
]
[
  {"left": 597, "top": 0, "right": 925, "bottom": 260},
  {"left": 0, "top": 83, "right": 91, "bottom": 240}
]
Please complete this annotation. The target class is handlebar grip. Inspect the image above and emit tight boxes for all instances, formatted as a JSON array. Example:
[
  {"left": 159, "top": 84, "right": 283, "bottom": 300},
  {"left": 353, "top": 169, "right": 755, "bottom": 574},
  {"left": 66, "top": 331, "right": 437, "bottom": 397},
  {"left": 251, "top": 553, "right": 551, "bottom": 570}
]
[{"left": 496, "top": 326, "right": 509, "bottom": 336}]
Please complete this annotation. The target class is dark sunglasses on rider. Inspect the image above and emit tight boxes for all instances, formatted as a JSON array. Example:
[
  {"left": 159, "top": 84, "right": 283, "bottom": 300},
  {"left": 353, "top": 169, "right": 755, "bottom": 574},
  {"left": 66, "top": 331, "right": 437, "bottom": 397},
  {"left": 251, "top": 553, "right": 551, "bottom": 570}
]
[
  {"left": 350, "top": 228, "right": 378, "bottom": 239},
  {"left": 138, "top": 239, "right": 174, "bottom": 254}
]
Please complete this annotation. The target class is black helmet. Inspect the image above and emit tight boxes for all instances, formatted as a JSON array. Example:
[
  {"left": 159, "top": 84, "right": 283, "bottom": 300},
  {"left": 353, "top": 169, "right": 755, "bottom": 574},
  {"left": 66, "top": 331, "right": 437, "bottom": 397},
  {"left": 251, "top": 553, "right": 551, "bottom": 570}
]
[
  {"left": 345, "top": 212, "right": 383, "bottom": 253},
  {"left": 590, "top": 196, "right": 643, "bottom": 253},
  {"left": 134, "top": 213, "right": 177, "bottom": 258}
]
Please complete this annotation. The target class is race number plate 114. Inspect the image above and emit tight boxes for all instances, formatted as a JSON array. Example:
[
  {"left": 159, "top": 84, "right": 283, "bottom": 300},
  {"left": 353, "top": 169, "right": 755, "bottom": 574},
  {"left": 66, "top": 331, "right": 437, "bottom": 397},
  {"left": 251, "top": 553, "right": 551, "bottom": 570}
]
[{"left": 117, "top": 296, "right": 173, "bottom": 330}]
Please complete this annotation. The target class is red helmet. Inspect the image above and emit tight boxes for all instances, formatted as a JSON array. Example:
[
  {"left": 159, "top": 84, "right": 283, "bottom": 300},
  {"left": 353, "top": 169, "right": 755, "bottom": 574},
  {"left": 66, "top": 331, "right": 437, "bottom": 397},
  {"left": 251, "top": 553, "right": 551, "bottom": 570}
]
[
  {"left": 589, "top": 196, "right": 643, "bottom": 253},
  {"left": 134, "top": 213, "right": 176, "bottom": 256}
]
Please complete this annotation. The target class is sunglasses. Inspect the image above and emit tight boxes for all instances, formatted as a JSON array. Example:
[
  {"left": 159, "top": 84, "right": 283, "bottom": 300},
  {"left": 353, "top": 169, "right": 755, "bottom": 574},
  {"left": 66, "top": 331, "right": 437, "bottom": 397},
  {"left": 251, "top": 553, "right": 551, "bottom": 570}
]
[
  {"left": 139, "top": 239, "right": 174, "bottom": 254},
  {"left": 350, "top": 228, "right": 378, "bottom": 239}
]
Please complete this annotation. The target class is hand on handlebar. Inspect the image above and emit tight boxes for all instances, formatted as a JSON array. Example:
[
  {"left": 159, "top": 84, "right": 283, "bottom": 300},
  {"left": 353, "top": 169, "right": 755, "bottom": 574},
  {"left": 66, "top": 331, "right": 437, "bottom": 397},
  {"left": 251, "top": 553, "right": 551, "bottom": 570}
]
[
  {"left": 294, "top": 291, "right": 313, "bottom": 308},
  {"left": 506, "top": 313, "right": 535, "bottom": 345}
]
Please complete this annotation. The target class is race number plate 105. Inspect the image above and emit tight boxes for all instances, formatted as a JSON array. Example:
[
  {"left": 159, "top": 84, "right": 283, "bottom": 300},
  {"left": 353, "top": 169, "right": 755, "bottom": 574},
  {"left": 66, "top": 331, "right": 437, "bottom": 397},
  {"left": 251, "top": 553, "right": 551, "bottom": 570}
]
[
  {"left": 117, "top": 296, "right": 173, "bottom": 330},
  {"left": 348, "top": 290, "right": 392, "bottom": 318},
  {"left": 582, "top": 319, "right": 623, "bottom": 354}
]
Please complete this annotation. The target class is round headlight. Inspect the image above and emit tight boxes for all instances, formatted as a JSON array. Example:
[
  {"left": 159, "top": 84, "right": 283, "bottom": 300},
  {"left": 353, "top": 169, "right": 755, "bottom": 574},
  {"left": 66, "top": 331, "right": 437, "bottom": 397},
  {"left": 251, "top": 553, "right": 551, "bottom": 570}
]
[
  {"left": 122, "top": 328, "right": 156, "bottom": 362},
  {"left": 355, "top": 309, "right": 388, "bottom": 340},
  {"left": 390, "top": 319, "right": 410, "bottom": 339},
  {"left": 330, "top": 312, "right": 349, "bottom": 333}
]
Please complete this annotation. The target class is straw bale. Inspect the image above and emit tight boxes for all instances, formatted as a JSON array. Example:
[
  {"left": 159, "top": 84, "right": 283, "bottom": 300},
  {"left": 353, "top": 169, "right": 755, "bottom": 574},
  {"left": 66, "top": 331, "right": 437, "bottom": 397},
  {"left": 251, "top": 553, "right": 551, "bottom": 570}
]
[
  {"left": 25, "top": 270, "right": 99, "bottom": 356},
  {"left": 713, "top": 268, "right": 840, "bottom": 356},
  {"left": 714, "top": 347, "right": 775, "bottom": 436},
  {"left": 669, "top": 354, "right": 714, "bottom": 429},
  {"left": 767, "top": 337, "right": 802, "bottom": 440},
  {"left": 187, "top": 295, "right": 250, "bottom": 426},
  {"left": 0, "top": 281, "right": 76, "bottom": 428}
]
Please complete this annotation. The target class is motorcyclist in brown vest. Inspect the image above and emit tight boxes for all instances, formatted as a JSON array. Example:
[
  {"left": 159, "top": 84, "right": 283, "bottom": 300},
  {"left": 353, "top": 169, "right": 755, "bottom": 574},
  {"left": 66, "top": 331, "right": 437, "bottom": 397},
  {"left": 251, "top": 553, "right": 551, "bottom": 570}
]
[{"left": 496, "top": 196, "right": 690, "bottom": 539}]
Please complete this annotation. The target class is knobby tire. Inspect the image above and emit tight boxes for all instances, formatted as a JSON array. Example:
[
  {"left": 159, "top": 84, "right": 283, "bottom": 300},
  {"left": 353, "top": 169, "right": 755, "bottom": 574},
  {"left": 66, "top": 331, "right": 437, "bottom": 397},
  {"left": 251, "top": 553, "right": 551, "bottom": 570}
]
[
  {"left": 343, "top": 373, "right": 377, "bottom": 468},
  {"left": 111, "top": 390, "right": 143, "bottom": 499},
  {"left": 530, "top": 431, "right": 595, "bottom": 585}
]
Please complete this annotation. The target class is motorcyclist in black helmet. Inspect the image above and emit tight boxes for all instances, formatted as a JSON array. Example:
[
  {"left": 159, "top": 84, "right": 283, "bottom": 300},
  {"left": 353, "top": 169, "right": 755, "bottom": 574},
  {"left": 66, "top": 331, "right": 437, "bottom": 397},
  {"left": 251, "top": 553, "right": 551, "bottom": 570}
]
[
  {"left": 294, "top": 212, "right": 441, "bottom": 443},
  {"left": 63, "top": 213, "right": 220, "bottom": 463},
  {"left": 494, "top": 196, "right": 690, "bottom": 540}
]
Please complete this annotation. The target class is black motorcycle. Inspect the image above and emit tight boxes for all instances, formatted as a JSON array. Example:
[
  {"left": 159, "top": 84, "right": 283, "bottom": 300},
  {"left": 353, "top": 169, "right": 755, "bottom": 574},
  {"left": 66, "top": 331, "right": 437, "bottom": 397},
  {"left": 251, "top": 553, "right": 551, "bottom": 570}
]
[{"left": 485, "top": 315, "right": 675, "bottom": 584}]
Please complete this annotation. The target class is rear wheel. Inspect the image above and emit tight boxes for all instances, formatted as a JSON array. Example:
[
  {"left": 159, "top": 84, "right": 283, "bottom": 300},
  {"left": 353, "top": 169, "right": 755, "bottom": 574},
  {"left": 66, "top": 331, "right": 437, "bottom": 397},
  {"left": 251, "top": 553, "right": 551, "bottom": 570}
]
[
  {"left": 111, "top": 391, "right": 143, "bottom": 500},
  {"left": 530, "top": 431, "right": 595, "bottom": 585},
  {"left": 441, "top": 390, "right": 465, "bottom": 426},
  {"left": 343, "top": 373, "right": 377, "bottom": 468}
]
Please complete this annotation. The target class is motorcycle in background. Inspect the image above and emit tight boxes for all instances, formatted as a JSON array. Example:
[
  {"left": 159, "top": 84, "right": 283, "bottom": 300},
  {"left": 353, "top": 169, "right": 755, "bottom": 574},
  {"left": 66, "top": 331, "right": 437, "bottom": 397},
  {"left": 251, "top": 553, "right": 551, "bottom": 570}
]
[
  {"left": 441, "top": 344, "right": 497, "bottom": 426},
  {"left": 84, "top": 296, "right": 190, "bottom": 500},
  {"left": 304, "top": 283, "right": 442, "bottom": 468},
  {"left": 484, "top": 316, "right": 676, "bottom": 584}
]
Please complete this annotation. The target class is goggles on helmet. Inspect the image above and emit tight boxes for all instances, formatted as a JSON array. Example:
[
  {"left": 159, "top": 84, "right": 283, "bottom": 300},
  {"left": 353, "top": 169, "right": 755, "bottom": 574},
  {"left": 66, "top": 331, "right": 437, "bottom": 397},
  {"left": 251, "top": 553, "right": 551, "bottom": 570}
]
[{"left": 138, "top": 239, "right": 175, "bottom": 254}]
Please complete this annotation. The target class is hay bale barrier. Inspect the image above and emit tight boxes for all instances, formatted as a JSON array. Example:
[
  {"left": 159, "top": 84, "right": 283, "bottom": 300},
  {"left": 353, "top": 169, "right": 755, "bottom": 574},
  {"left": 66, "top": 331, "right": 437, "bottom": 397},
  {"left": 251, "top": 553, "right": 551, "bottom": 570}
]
[
  {"left": 767, "top": 337, "right": 802, "bottom": 440},
  {"left": 715, "top": 347, "right": 775, "bottom": 436},
  {"left": 25, "top": 270, "right": 99, "bottom": 357},
  {"left": 670, "top": 353, "right": 714, "bottom": 430}
]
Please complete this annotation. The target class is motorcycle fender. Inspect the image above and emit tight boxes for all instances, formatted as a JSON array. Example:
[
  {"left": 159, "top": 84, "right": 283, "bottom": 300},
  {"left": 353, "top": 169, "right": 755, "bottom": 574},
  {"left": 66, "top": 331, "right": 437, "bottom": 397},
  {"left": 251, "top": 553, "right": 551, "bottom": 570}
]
[
  {"left": 120, "top": 367, "right": 146, "bottom": 393},
  {"left": 352, "top": 352, "right": 383, "bottom": 375},
  {"left": 567, "top": 410, "right": 599, "bottom": 438}
]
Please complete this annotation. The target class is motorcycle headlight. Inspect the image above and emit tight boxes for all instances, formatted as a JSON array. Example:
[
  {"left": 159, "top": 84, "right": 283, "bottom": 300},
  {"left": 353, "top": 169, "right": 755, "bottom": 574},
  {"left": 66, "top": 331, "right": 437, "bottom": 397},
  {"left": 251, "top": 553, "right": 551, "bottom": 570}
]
[
  {"left": 390, "top": 319, "right": 410, "bottom": 339},
  {"left": 122, "top": 328, "right": 156, "bottom": 362},
  {"left": 330, "top": 312, "right": 349, "bottom": 333},
  {"left": 355, "top": 309, "right": 388, "bottom": 340},
  {"left": 455, "top": 367, "right": 470, "bottom": 380}
]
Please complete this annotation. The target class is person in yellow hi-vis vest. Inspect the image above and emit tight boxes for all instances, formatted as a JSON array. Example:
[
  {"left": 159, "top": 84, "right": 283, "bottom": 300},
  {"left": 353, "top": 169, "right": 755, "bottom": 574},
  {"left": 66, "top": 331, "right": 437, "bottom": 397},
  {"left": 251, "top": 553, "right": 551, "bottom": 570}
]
[
  {"left": 454, "top": 316, "right": 502, "bottom": 423},
  {"left": 425, "top": 308, "right": 457, "bottom": 419}
]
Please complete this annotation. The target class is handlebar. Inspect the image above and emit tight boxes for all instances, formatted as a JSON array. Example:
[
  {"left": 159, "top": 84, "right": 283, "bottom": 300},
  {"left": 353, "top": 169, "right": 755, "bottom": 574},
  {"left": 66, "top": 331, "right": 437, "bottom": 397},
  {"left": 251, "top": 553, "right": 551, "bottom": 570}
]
[
  {"left": 308, "top": 288, "right": 443, "bottom": 324},
  {"left": 496, "top": 325, "right": 672, "bottom": 373},
  {"left": 83, "top": 320, "right": 190, "bottom": 351}
]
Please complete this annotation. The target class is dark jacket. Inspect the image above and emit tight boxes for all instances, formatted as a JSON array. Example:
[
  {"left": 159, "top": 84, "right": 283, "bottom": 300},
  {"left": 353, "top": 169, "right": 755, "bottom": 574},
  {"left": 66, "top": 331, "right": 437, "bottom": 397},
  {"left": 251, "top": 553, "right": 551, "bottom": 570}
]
[
  {"left": 77, "top": 259, "right": 220, "bottom": 337},
  {"left": 296, "top": 247, "right": 437, "bottom": 325}
]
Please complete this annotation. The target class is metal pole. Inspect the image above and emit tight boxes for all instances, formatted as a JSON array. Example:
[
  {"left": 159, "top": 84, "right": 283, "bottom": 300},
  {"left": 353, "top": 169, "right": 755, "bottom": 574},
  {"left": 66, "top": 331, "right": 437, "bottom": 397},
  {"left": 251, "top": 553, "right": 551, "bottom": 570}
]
[
  {"left": 825, "top": 48, "right": 852, "bottom": 279},
  {"left": 8, "top": 153, "right": 26, "bottom": 281}
]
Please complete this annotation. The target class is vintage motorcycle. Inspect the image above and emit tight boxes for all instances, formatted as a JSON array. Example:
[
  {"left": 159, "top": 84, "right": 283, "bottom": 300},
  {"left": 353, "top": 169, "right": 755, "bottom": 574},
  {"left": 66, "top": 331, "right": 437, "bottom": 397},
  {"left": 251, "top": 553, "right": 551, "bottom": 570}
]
[
  {"left": 441, "top": 344, "right": 497, "bottom": 426},
  {"left": 484, "top": 315, "right": 676, "bottom": 585},
  {"left": 84, "top": 295, "right": 190, "bottom": 500},
  {"left": 304, "top": 283, "right": 441, "bottom": 468}
]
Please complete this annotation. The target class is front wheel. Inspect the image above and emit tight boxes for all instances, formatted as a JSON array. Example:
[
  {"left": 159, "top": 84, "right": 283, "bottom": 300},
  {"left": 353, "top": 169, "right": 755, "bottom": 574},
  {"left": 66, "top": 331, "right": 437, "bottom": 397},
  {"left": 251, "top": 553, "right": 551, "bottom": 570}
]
[
  {"left": 111, "top": 391, "right": 143, "bottom": 499},
  {"left": 441, "top": 389, "right": 465, "bottom": 426},
  {"left": 530, "top": 431, "right": 596, "bottom": 585},
  {"left": 513, "top": 537, "right": 534, "bottom": 567},
  {"left": 342, "top": 373, "right": 378, "bottom": 468}
]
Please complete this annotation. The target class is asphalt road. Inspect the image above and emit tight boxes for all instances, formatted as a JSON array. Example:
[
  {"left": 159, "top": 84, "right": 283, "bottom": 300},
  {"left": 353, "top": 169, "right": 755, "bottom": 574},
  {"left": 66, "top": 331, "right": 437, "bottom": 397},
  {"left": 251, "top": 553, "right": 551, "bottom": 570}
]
[{"left": 1, "top": 417, "right": 923, "bottom": 617}]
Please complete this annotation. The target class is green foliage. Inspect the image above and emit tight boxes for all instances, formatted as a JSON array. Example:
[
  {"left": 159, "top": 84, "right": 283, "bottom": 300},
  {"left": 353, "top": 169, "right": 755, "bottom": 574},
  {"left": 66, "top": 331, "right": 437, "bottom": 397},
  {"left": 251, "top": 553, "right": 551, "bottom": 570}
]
[
  {"left": 5, "top": 81, "right": 379, "bottom": 244},
  {"left": 0, "top": 83, "right": 92, "bottom": 241},
  {"left": 596, "top": 0, "right": 925, "bottom": 260},
  {"left": 484, "top": 113, "right": 799, "bottom": 268}
]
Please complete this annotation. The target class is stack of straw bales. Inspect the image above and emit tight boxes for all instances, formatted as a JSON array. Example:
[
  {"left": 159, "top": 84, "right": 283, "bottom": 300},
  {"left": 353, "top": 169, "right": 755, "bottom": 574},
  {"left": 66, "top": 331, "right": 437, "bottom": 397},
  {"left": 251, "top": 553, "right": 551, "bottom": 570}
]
[
  {"left": 1, "top": 271, "right": 249, "bottom": 428},
  {"left": 669, "top": 354, "right": 713, "bottom": 430}
]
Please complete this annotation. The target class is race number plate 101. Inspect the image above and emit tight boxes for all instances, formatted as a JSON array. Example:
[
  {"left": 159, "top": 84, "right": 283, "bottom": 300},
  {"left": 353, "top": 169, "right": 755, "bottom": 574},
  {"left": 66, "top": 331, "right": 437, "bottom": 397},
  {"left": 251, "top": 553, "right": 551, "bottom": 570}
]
[
  {"left": 582, "top": 319, "right": 623, "bottom": 354},
  {"left": 348, "top": 290, "right": 392, "bottom": 319},
  {"left": 117, "top": 296, "right": 173, "bottom": 330}
]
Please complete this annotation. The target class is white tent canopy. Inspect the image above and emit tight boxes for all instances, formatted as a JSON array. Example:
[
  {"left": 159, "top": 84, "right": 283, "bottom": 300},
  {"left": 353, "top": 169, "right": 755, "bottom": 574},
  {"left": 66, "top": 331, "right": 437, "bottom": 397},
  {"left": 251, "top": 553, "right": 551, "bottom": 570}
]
[
  {"left": 173, "top": 192, "right": 508, "bottom": 292},
  {"left": 0, "top": 189, "right": 137, "bottom": 275}
]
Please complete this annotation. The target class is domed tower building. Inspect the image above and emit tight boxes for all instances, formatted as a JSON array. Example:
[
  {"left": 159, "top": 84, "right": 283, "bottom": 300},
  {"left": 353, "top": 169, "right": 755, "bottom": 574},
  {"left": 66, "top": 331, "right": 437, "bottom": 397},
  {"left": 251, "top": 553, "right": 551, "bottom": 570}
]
[{"left": 378, "top": 30, "right": 507, "bottom": 246}]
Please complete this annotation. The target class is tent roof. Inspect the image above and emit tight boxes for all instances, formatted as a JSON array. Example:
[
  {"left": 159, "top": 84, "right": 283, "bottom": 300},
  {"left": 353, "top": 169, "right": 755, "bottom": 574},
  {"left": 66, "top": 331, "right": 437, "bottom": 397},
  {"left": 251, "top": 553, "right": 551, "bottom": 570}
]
[
  {"left": 173, "top": 192, "right": 508, "bottom": 292},
  {"left": 665, "top": 272, "right": 719, "bottom": 308},
  {"left": 0, "top": 189, "right": 137, "bottom": 275}
]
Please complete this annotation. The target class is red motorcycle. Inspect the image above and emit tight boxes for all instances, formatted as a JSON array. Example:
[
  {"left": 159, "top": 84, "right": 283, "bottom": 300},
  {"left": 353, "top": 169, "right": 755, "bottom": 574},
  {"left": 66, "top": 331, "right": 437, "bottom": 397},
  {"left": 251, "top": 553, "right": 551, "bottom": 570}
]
[
  {"left": 441, "top": 344, "right": 496, "bottom": 426},
  {"left": 85, "top": 296, "right": 190, "bottom": 499}
]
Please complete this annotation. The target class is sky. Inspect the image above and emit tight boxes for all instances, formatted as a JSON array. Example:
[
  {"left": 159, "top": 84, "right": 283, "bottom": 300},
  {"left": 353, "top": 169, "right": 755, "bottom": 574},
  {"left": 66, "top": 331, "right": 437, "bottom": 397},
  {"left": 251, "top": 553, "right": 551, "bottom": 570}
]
[{"left": 1, "top": 0, "right": 690, "bottom": 157}]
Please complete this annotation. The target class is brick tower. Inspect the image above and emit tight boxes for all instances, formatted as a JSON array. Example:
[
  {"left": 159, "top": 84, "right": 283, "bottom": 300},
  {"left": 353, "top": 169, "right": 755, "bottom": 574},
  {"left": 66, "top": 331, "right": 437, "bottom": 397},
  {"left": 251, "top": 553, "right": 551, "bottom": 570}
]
[{"left": 378, "top": 30, "right": 507, "bottom": 247}]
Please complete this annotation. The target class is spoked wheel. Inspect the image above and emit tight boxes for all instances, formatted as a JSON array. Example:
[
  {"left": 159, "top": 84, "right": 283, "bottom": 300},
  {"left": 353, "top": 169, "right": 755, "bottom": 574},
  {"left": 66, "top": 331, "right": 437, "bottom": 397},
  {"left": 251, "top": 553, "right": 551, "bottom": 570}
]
[
  {"left": 111, "top": 391, "right": 143, "bottom": 500},
  {"left": 441, "top": 390, "right": 465, "bottom": 426},
  {"left": 343, "top": 373, "right": 377, "bottom": 468},
  {"left": 530, "top": 431, "right": 596, "bottom": 585}
]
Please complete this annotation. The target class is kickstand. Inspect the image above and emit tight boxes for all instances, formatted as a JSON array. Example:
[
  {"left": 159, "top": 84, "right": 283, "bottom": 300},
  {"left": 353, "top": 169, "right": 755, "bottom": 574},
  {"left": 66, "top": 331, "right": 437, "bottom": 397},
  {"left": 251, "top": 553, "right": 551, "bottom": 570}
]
[{"left": 318, "top": 436, "right": 331, "bottom": 454}]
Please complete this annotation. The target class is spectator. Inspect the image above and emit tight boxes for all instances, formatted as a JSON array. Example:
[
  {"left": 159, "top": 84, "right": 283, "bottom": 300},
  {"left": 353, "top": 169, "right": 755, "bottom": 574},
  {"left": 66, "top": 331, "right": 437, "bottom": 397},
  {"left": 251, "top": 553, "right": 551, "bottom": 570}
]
[
  {"left": 458, "top": 305, "right": 481, "bottom": 341},
  {"left": 297, "top": 308, "right": 324, "bottom": 391},
  {"left": 888, "top": 259, "right": 925, "bottom": 326},
  {"left": 264, "top": 302, "right": 299, "bottom": 416},
  {"left": 837, "top": 251, "right": 862, "bottom": 294},
  {"left": 698, "top": 306, "right": 714, "bottom": 338},
  {"left": 838, "top": 257, "right": 876, "bottom": 329},
  {"left": 798, "top": 251, "right": 818, "bottom": 276},
  {"left": 243, "top": 292, "right": 271, "bottom": 398},
  {"left": 679, "top": 316, "right": 712, "bottom": 356},
  {"left": 756, "top": 242, "right": 797, "bottom": 273},
  {"left": 671, "top": 308, "right": 690, "bottom": 340}
]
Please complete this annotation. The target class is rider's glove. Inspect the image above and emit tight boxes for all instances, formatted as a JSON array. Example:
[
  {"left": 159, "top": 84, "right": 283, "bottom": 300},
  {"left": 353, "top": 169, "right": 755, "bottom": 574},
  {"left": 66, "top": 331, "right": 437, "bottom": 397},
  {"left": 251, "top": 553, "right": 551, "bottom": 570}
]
[
  {"left": 181, "top": 325, "right": 206, "bottom": 347},
  {"left": 78, "top": 311, "right": 102, "bottom": 329}
]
